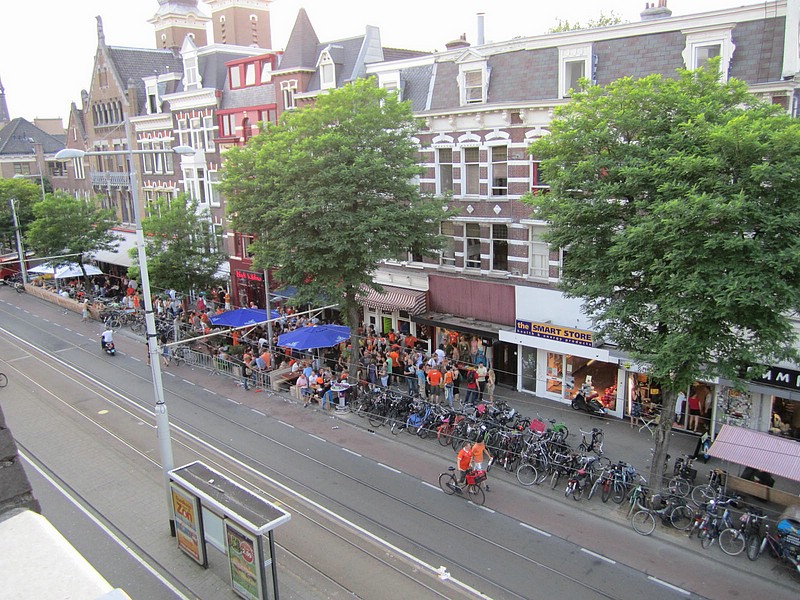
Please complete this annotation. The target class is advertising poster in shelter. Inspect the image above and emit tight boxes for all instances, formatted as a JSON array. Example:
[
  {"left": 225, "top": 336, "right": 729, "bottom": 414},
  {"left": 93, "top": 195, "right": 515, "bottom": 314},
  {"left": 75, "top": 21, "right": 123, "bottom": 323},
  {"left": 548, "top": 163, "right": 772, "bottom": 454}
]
[
  {"left": 170, "top": 484, "right": 206, "bottom": 566},
  {"left": 225, "top": 520, "right": 263, "bottom": 600}
]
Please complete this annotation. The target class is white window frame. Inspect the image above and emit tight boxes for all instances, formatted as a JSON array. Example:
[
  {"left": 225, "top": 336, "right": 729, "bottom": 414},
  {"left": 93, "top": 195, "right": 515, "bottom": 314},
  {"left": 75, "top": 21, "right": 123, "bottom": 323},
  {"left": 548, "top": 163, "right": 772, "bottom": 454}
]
[
  {"left": 682, "top": 26, "right": 735, "bottom": 80},
  {"left": 208, "top": 169, "right": 221, "bottom": 207},
  {"left": 489, "top": 144, "right": 508, "bottom": 197},
  {"left": 378, "top": 71, "right": 402, "bottom": 99},
  {"left": 440, "top": 220, "right": 456, "bottom": 266},
  {"left": 529, "top": 225, "right": 550, "bottom": 280},
  {"left": 462, "top": 146, "right": 481, "bottom": 197},
  {"left": 203, "top": 116, "right": 216, "bottom": 152},
  {"left": 260, "top": 60, "right": 272, "bottom": 84},
  {"left": 177, "top": 118, "right": 190, "bottom": 148},
  {"left": 464, "top": 222, "right": 482, "bottom": 269},
  {"left": 220, "top": 113, "right": 235, "bottom": 138},
  {"left": 184, "top": 54, "right": 200, "bottom": 90},
  {"left": 457, "top": 61, "right": 489, "bottom": 105},
  {"left": 281, "top": 79, "right": 298, "bottom": 110},
  {"left": 490, "top": 223, "right": 509, "bottom": 272},
  {"left": 319, "top": 51, "right": 336, "bottom": 90},
  {"left": 436, "top": 146, "right": 454, "bottom": 196},
  {"left": 558, "top": 44, "right": 593, "bottom": 99}
]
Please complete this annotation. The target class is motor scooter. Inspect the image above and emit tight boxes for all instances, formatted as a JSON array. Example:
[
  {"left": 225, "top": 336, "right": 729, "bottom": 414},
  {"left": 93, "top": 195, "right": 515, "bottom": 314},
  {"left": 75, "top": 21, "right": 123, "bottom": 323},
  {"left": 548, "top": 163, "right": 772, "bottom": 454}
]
[
  {"left": 571, "top": 383, "right": 607, "bottom": 416},
  {"left": 101, "top": 340, "right": 116, "bottom": 356}
]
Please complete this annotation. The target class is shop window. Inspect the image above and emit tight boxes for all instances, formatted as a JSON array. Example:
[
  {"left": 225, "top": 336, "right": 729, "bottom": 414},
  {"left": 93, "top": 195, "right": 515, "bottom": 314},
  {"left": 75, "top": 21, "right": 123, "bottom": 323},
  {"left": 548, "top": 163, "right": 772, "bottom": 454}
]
[
  {"left": 770, "top": 397, "right": 799, "bottom": 439},
  {"left": 465, "top": 223, "right": 481, "bottom": 269},
  {"left": 463, "top": 147, "right": 480, "bottom": 196}
]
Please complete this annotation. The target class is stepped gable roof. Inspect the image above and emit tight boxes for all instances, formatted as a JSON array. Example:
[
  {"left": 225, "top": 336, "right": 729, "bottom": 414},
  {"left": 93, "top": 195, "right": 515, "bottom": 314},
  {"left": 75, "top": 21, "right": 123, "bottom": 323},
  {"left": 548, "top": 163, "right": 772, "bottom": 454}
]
[
  {"left": 106, "top": 46, "right": 184, "bottom": 114},
  {"left": 279, "top": 8, "right": 320, "bottom": 72},
  {"left": 0, "top": 118, "right": 64, "bottom": 156}
]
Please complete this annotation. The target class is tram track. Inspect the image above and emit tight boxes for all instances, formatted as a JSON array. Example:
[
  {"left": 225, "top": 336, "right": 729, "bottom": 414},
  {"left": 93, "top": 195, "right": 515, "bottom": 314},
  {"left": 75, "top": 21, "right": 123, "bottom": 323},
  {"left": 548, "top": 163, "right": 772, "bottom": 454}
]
[{"left": 0, "top": 299, "right": 629, "bottom": 600}]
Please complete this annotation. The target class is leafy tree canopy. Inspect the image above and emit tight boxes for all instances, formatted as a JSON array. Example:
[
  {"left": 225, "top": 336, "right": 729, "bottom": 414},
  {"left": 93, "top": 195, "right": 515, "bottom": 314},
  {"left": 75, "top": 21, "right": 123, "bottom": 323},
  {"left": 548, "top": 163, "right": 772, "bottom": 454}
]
[
  {"left": 547, "top": 11, "right": 624, "bottom": 33},
  {"left": 126, "top": 194, "right": 226, "bottom": 296},
  {"left": 526, "top": 63, "right": 800, "bottom": 482},
  {"left": 26, "top": 192, "right": 120, "bottom": 278},
  {"left": 222, "top": 77, "right": 450, "bottom": 334},
  {"left": 0, "top": 179, "right": 41, "bottom": 250}
]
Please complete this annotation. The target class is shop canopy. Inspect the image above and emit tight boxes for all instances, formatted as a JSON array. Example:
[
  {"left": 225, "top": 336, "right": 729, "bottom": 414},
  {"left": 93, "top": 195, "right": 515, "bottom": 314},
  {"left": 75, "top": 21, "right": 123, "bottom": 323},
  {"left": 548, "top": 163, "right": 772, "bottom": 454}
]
[
  {"left": 708, "top": 424, "right": 800, "bottom": 482},
  {"left": 360, "top": 285, "right": 427, "bottom": 315},
  {"left": 29, "top": 262, "right": 103, "bottom": 279}
]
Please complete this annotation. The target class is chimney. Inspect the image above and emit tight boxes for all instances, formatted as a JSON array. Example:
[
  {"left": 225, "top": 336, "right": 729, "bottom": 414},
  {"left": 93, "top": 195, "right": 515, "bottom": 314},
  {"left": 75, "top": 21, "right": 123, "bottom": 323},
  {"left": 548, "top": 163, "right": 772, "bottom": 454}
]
[
  {"left": 641, "top": 0, "right": 672, "bottom": 21},
  {"left": 445, "top": 33, "right": 470, "bottom": 51},
  {"left": 477, "top": 13, "right": 485, "bottom": 46}
]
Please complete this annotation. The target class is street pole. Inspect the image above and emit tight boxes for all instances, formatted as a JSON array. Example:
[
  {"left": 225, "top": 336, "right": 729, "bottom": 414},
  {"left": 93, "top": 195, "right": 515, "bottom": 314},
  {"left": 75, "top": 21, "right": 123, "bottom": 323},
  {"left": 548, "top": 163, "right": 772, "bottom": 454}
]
[
  {"left": 124, "top": 119, "right": 176, "bottom": 536},
  {"left": 263, "top": 269, "right": 274, "bottom": 362},
  {"left": 9, "top": 198, "right": 28, "bottom": 284}
]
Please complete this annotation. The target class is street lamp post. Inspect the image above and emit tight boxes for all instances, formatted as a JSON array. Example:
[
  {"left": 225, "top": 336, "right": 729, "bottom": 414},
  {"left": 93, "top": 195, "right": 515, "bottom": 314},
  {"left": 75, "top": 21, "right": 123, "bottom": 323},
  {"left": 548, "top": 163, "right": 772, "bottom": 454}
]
[
  {"left": 8, "top": 198, "right": 28, "bottom": 285},
  {"left": 56, "top": 127, "right": 194, "bottom": 536},
  {"left": 12, "top": 172, "right": 46, "bottom": 202}
]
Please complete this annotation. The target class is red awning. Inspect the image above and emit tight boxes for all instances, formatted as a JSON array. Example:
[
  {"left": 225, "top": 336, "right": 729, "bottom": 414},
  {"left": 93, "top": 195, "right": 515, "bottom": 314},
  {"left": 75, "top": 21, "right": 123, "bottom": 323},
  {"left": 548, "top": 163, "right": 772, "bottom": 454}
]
[
  {"left": 709, "top": 424, "right": 800, "bottom": 482},
  {"left": 361, "top": 286, "right": 427, "bottom": 315}
]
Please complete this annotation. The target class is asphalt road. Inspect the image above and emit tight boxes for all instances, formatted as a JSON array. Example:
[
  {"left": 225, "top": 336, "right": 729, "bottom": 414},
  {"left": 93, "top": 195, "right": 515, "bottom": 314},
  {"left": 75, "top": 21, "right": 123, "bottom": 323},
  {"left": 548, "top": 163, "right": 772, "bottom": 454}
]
[{"left": 1, "top": 289, "right": 798, "bottom": 600}]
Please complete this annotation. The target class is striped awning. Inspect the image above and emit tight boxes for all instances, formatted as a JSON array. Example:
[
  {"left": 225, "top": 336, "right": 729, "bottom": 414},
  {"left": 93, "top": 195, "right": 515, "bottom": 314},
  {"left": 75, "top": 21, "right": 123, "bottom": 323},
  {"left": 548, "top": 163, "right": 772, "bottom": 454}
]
[
  {"left": 362, "top": 285, "right": 427, "bottom": 315},
  {"left": 709, "top": 424, "right": 800, "bottom": 482}
]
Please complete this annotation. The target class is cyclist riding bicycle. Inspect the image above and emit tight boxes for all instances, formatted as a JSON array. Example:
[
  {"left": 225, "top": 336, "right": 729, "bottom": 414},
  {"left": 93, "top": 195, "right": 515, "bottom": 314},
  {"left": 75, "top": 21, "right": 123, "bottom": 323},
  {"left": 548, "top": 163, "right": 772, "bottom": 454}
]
[
  {"left": 454, "top": 443, "right": 473, "bottom": 492},
  {"left": 471, "top": 438, "right": 493, "bottom": 491}
]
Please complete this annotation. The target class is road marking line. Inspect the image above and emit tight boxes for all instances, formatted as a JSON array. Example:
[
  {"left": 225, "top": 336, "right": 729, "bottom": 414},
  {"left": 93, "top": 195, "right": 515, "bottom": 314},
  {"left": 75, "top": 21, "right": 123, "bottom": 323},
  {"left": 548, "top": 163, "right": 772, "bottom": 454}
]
[
  {"left": 580, "top": 548, "right": 616, "bottom": 564},
  {"left": 309, "top": 434, "right": 326, "bottom": 443},
  {"left": 64, "top": 328, "right": 72, "bottom": 332},
  {"left": 202, "top": 388, "right": 217, "bottom": 395},
  {"left": 227, "top": 398, "right": 242, "bottom": 405},
  {"left": 378, "top": 463, "right": 401, "bottom": 474},
  {"left": 648, "top": 576, "right": 689, "bottom": 595},
  {"left": 520, "top": 522, "right": 552, "bottom": 537},
  {"left": 474, "top": 504, "right": 494, "bottom": 513},
  {"left": 183, "top": 380, "right": 196, "bottom": 386},
  {"left": 277, "top": 420, "right": 295, "bottom": 429},
  {"left": 421, "top": 481, "right": 439, "bottom": 491},
  {"left": 251, "top": 409, "right": 265, "bottom": 416},
  {"left": 342, "top": 448, "right": 361, "bottom": 457},
  {"left": 76, "top": 333, "right": 85, "bottom": 337}
]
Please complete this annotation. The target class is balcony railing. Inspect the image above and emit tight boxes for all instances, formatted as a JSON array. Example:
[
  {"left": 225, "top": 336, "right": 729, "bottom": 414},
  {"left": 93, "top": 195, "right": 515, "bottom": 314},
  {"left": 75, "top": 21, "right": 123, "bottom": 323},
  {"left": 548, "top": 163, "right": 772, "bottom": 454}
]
[{"left": 90, "top": 172, "right": 131, "bottom": 189}]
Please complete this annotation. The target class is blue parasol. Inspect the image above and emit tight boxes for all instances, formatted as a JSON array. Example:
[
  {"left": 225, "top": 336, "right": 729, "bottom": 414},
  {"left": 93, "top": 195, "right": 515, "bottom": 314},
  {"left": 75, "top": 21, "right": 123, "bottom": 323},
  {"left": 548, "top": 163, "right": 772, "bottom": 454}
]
[
  {"left": 209, "top": 308, "right": 280, "bottom": 328},
  {"left": 278, "top": 324, "right": 351, "bottom": 350}
]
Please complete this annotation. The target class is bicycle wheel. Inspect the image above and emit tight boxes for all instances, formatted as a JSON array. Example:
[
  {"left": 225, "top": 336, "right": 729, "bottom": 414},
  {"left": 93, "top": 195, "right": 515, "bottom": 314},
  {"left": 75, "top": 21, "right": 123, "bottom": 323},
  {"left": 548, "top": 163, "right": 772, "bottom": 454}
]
[
  {"left": 550, "top": 470, "right": 562, "bottom": 490},
  {"left": 594, "top": 430, "right": 604, "bottom": 446},
  {"left": 719, "top": 528, "right": 746, "bottom": 556},
  {"left": 691, "top": 484, "right": 716, "bottom": 506},
  {"left": 588, "top": 478, "right": 602, "bottom": 500},
  {"left": 746, "top": 535, "right": 762, "bottom": 561},
  {"left": 632, "top": 510, "right": 656, "bottom": 536},
  {"left": 572, "top": 483, "right": 585, "bottom": 501},
  {"left": 0, "top": 372, "right": 7, "bottom": 388},
  {"left": 516, "top": 463, "right": 539, "bottom": 486},
  {"left": 367, "top": 408, "right": 386, "bottom": 427},
  {"left": 468, "top": 484, "right": 485, "bottom": 506},
  {"left": 130, "top": 319, "right": 145, "bottom": 334},
  {"left": 438, "top": 426, "right": 453, "bottom": 447},
  {"left": 670, "top": 505, "right": 694, "bottom": 531},
  {"left": 668, "top": 477, "right": 691, "bottom": 498},
  {"left": 601, "top": 480, "right": 613, "bottom": 503},
  {"left": 438, "top": 473, "right": 457, "bottom": 495},
  {"left": 611, "top": 482, "right": 626, "bottom": 504},
  {"left": 701, "top": 531, "right": 716, "bottom": 549}
]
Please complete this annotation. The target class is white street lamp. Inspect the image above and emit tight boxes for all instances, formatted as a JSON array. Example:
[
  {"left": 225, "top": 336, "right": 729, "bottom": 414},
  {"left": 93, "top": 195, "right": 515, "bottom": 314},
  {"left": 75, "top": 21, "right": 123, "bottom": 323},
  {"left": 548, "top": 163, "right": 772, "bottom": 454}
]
[
  {"left": 12, "top": 172, "right": 46, "bottom": 202},
  {"left": 56, "top": 125, "right": 194, "bottom": 535}
]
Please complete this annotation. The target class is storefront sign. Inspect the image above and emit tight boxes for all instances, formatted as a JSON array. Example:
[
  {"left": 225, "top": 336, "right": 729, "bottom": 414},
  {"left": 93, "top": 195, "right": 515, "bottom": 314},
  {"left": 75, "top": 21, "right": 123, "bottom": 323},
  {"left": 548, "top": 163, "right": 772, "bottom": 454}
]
[
  {"left": 755, "top": 365, "right": 800, "bottom": 392},
  {"left": 225, "top": 520, "right": 263, "bottom": 600},
  {"left": 171, "top": 484, "right": 206, "bottom": 566},
  {"left": 234, "top": 270, "right": 263, "bottom": 282},
  {"left": 515, "top": 320, "right": 595, "bottom": 347}
]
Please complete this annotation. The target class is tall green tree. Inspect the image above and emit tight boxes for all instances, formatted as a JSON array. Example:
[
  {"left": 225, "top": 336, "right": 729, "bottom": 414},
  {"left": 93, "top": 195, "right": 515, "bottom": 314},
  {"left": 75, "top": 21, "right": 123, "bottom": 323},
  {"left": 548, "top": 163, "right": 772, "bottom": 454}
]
[
  {"left": 0, "top": 179, "right": 40, "bottom": 251},
  {"left": 126, "top": 194, "right": 226, "bottom": 296},
  {"left": 222, "top": 77, "right": 448, "bottom": 370},
  {"left": 526, "top": 63, "right": 800, "bottom": 486},
  {"left": 26, "top": 192, "right": 120, "bottom": 279}
]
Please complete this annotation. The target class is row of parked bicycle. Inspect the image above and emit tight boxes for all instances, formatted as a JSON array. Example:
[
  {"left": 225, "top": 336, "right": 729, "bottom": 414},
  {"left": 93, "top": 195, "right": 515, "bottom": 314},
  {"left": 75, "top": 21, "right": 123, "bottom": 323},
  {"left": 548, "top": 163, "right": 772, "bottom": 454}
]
[
  {"left": 345, "top": 385, "right": 800, "bottom": 577},
  {"left": 100, "top": 306, "right": 175, "bottom": 339}
]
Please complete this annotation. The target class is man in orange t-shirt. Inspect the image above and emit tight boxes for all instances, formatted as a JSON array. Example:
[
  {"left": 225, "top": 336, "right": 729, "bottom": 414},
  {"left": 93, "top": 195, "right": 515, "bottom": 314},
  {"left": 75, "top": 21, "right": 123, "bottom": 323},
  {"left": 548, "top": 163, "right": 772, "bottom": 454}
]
[
  {"left": 456, "top": 443, "right": 473, "bottom": 488},
  {"left": 427, "top": 366, "right": 442, "bottom": 404}
]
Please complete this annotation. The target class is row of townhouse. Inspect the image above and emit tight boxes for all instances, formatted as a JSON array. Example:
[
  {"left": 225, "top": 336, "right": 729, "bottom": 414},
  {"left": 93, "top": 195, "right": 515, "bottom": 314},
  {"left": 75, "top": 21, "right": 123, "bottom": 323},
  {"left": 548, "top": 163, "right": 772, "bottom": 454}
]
[{"left": 51, "top": 0, "right": 800, "bottom": 440}]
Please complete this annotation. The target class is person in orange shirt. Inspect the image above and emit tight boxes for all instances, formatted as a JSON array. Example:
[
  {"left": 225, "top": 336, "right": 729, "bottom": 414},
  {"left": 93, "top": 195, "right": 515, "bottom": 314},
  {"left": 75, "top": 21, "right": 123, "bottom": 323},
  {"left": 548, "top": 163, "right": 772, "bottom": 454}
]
[
  {"left": 427, "top": 365, "right": 442, "bottom": 404},
  {"left": 455, "top": 443, "right": 473, "bottom": 490},
  {"left": 260, "top": 349, "right": 272, "bottom": 371},
  {"left": 471, "top": 438, "right": 493, "bottom": 491}
]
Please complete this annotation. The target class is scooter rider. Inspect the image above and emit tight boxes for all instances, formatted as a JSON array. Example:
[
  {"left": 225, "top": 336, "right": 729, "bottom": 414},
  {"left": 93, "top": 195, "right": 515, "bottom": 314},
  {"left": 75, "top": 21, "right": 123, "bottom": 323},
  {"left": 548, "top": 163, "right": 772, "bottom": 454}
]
[{"left": 101, "top": 326, "right": 114, "bottom": 350}]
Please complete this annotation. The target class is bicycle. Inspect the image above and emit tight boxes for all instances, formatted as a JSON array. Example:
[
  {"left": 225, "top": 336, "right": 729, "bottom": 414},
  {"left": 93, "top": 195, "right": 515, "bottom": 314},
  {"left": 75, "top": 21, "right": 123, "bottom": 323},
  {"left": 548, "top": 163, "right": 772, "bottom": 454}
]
[
  {"left": 578, "top": 427, "right": 604, "bottom": 454},
  {"left": 439, "top": 466, "right": 486, "bottom": 506},
  {"left": 667, "top": 454, "right": 697, "bottom": 498},
  {"left": 0, "top": 372, "right": 7, "bottom": 388},
  {"left": 746, "top": 520, "right": 800, "bottom": 574},
  {"left": 691, "top": 468, "right": 726, "bottom": 506},
  {"left": 630, "top": 493, "right": 695, "bottom": 535}
]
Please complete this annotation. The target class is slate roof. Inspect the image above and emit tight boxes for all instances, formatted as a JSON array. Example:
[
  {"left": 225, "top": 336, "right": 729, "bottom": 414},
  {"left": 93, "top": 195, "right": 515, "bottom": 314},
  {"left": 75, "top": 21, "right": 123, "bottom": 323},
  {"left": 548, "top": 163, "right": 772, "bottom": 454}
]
[
  {"left": 0, "top": 118, "right": 64, "bottom": 156},
  {"left": 106, "top": 46, "right": 184, "bottom": 116},
  {"left": 278, "top": 8, "right": 320, "bottom": 72},
  {"left": 220, "top": 84, "right": 277, "bottom": 110},
  {"left": 399, "top": 63, "right": 435, "bottom": 113},
  {"left": 307, "top": 35, "right": 368, "bottom": 89},
  {"left": 383, "top": 48, "right": 431, "bottom": 62}
]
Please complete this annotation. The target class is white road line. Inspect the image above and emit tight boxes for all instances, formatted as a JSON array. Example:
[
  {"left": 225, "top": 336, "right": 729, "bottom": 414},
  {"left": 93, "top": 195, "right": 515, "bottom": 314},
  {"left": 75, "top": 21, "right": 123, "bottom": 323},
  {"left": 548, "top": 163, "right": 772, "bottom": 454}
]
[
  {"left": 309, "top": 434, "right": 326, "bottom": 443},
  {"left": 342, "top": 448, "right": 361, "bottom": 457},
  {"left": 202, "top": 388, "right": 217, "bottom": 395},
  {"left": 76, "top": 333, "right": 85, "bottom": 337},
  {"left": 520, "top": 522, "right": 552, "bottom": 537},
  {"left": 162, "top": 371, "right": 175, "bottom": 377},
  {"left": 378, "top": 463, "right": 401, "bottom": 474},
  {"left": 474, "top": 504, "right": 494, "bottom": 513},
  {"left": 183, "top": 380, "right": 196, "bottom": 386},
  {"left": 250, "top": 409, "right": 265, "bottom": 416},
  {"left": 277, "top": 420, "right": 295, "bottom": 429},
  {"left": 421, "top": 481, "right": 439, "bottom": 491},
  {"left": 648, "top": 576, "right": 689, "bottom": 595},
  {"left": 580, "top": 548, "right": 616, "bottom": 564},
  {"left": 226, "top": 398, "right": 242, "bottom": 405},
  {"left": 20, "top": 452, "right": 192, "bottom": 600},
  {"left": 64, "top": 328, "right": 72, "bottom": 332}
]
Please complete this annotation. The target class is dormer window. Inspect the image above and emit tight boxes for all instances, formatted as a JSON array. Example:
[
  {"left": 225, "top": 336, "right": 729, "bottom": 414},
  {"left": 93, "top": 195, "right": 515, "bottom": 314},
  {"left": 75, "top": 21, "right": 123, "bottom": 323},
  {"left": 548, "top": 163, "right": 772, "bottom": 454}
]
[
  {"left": 319, "top": 51, "right": 336, "bottom": 90},
  {"left": 559, "top": 44, "right": 593, "bottom": 98},
  {"left": 682, "top": 26, "right": 735, "bottom": 80},
  {"left": 184, "top": 54, "right": 200, "bottom": 89},
  {"left": 457, "top": 59, "right": 489, "bottom": 106}
]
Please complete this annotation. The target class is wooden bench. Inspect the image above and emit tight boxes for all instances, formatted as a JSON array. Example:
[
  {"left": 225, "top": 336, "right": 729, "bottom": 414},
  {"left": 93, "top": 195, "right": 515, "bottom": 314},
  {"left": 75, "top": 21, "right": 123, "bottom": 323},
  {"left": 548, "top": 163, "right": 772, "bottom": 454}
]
[{"left": 726, "top": 475, "right": 799, "bottom": 507}]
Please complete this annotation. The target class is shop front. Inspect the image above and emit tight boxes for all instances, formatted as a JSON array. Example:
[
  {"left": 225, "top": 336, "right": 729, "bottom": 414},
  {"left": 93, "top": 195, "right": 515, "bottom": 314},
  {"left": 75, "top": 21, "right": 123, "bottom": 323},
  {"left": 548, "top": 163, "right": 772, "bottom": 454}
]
[
  {"left": 230, "top": 259, "right": 265, "bottom": 309},
  {"left": 362, "top": 285, "right": 427, "bottom": 340},
  {"left": 738, "top": 364, "right": 800, "bottom": 439},
  {"left": 501, "top": 319, "right": 624, "bottom": 417}
]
